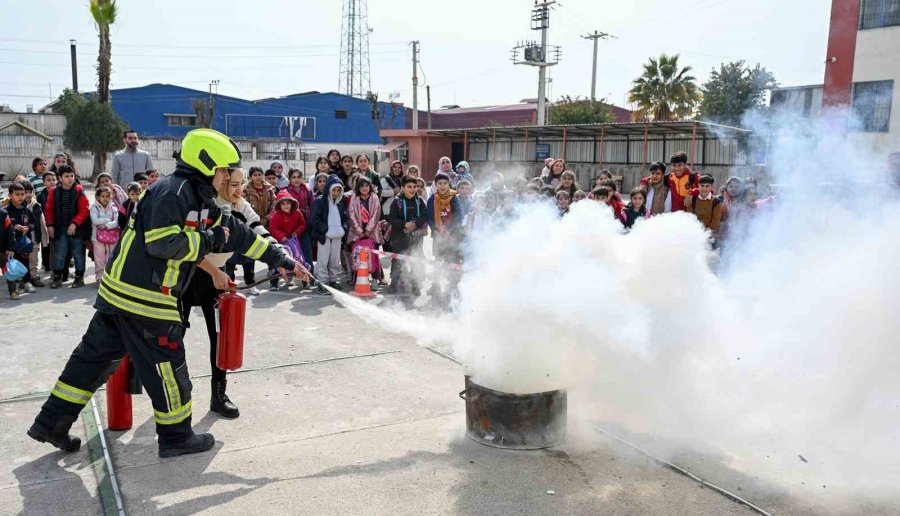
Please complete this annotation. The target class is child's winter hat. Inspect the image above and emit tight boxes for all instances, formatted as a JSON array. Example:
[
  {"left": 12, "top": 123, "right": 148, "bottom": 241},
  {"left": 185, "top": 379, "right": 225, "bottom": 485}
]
[{"left": 274, "top": 190, "right": 299, "bottom": 210}]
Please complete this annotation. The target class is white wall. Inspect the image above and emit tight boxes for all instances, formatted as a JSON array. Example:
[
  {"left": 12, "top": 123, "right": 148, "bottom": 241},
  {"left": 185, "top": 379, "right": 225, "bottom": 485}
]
[
  {"left": 850, "top": 25, "right": 900, "bottom": 156},
  {"left": 0, "top": 131, "right": 385, "bottom": 181}
]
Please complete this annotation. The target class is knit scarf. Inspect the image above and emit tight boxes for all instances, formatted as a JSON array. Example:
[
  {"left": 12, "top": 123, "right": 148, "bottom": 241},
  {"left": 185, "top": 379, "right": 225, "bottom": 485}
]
[{"left": 433, "top": 188, "right": 457, "bottom": 233}]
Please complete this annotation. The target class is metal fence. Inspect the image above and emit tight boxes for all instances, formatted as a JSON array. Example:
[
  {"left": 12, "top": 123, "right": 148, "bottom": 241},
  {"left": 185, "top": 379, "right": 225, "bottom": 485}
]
[{"left": 468, "top": 135, "right": 748, "bottom": 166}]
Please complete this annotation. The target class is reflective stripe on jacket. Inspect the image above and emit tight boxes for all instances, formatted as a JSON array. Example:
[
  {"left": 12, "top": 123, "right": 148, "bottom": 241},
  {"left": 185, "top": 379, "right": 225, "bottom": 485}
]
[{"left": 96, "top": 170, "right": 294, "bottom": 322}]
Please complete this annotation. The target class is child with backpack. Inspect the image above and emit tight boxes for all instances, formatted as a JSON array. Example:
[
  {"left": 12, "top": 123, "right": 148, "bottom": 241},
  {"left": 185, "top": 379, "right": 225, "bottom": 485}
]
[
  {"left": 89, "top": 186, "right": 120, "bottom": 285},
  {"left": 268, "top": 191, "right": 308, "bottom": 290},
  {"left": 5, "top": 182, "right": 36, "bottom": 298},
  {"left": 21, "top": 181, "right": 47, "bottom": 287},
  {"left": 347, "top": 176, "right": 384, "bottom": 288}
]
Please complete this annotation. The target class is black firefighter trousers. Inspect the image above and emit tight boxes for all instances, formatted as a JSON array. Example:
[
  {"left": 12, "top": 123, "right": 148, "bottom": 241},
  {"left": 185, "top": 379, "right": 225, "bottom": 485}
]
[{"left": 33, "top": 311, "right": 194, "bottom": 444}]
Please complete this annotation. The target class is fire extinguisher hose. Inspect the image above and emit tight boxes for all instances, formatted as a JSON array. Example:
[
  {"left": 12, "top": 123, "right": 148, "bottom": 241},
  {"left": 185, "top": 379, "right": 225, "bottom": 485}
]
[{"left": 232, "top": 272, "right": 323, "bottom": 292}]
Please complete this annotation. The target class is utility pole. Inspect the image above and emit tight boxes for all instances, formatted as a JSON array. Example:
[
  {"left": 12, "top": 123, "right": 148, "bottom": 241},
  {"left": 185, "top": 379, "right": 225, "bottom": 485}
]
[
  {"left": 209, "top": 80, "right": 219, "bottom": 130},
  {"left": 69, "top": 40, "right": 78, "bottom": 92},
  {"left": 535, "top": 1, "right": 553, "bottom": 126},
  {"left": 581, "top": 30, "right": 611, "bottom": 102},
  {"left": 426, "top": 85, "right": 432, "bottom": 130},
  {"left": 511, "top": 1, "right": 560, "bottom": 126},
  {"left": 411, "top": 41, "right": 419, "bottom": 131}
]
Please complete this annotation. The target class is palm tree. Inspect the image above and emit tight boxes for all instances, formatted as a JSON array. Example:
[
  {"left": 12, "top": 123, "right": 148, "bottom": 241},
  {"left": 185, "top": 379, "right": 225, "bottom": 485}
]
[
  {"left": 627, "top": 54, "right": 701, "bottom": 122},
  {"left": 89, "top": 0, "right": 118, "bottom": 176}
]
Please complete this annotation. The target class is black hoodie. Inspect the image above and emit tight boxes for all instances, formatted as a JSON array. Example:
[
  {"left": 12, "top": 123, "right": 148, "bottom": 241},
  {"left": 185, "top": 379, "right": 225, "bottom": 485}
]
[{"left": 388, "top": 193, "right": 427, "bottom": 252}]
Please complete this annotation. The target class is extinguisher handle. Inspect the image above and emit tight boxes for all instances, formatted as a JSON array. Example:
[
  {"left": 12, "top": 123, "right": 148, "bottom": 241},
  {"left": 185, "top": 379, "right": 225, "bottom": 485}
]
[{"left": 227, "top": 280, "right": 237, "bottom": 292}]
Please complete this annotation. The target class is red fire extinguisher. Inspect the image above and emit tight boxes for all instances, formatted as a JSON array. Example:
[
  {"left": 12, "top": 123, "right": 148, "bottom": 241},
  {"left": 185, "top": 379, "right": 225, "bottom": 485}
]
[
  {"left": 217, "top": 281, "right": 247, "bottom": 371},
  {"left": 106, "top": 355, "right": 133, "bottom": 431}
]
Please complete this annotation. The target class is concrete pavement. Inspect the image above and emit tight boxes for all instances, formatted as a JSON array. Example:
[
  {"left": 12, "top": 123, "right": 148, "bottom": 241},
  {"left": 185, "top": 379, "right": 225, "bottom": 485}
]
[{"left": 2, "top": 264, "right": 897, "bottom": 515}]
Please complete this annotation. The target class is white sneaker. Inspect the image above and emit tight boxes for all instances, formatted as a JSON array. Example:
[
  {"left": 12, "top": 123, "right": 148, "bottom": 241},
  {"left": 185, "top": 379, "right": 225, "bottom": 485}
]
[
  {"left": 22, "top": 283, "right": 36, "bottom": 294},
  {"left": 246, "top": 286, "right": 261, "bottom": 296}
]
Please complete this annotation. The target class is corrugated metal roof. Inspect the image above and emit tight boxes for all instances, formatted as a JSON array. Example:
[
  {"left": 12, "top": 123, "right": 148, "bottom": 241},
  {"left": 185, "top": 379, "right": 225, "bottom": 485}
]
[
  {"left": 0, "top": 113, "right": 66, "bottom": 137},
  {"left": 428, "top": 121, "right": 750, "bottom": 139},
  {"left": 0, "top": 120, "right": 52, "bottom": 140},
  {"left": 435, "top": 103, "right": 538, "bottom": 115}
]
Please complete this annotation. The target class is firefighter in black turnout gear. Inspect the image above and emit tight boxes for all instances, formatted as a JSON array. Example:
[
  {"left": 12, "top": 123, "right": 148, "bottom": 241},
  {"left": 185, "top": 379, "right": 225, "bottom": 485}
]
[{"left": 28, "top": 129, "right": 310, "bottom": 458}]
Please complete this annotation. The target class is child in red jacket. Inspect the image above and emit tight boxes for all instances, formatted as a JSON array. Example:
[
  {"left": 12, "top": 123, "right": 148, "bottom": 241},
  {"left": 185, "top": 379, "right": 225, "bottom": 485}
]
[
  {"left": 44, "top": 165, "right": 90, "bottom": 288},
  {"left": 268, "top": 190, "right": 307, "bottom": 290}
]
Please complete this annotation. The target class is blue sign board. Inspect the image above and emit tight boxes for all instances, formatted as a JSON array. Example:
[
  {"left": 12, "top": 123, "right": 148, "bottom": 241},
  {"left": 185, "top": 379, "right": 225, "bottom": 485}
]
[{"left": 535, "top": 143, "right": 551, "bottom": 160}]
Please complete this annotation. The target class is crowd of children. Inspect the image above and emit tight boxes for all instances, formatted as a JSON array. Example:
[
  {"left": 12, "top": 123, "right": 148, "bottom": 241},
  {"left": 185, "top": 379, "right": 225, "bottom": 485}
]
[
  {"left": 535, "top": 152, "right": 770, "bottom": 248},
  {"left": 0, "top": 154, "right": 160, "bottom": 300},
  {"left": 2, "top": 149, "right": 769, "bottom": 303}
]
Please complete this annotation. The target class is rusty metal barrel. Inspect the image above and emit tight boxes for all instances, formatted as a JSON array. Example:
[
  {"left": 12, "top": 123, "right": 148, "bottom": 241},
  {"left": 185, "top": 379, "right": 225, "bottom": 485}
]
[{"left": 459, "top": 376, "right": 567, "bottom": 450}]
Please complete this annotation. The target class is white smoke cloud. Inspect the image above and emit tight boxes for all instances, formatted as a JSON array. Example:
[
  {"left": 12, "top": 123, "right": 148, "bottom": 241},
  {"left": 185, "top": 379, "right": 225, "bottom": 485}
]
[{"left": 333, "top": 107, "right": 900, "bottom": 499}]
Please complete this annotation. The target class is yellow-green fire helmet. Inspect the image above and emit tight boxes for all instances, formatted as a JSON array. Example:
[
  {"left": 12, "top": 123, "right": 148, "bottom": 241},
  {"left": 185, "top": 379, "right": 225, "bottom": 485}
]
[{"left": 178, "top": 128, "right": 241, "bottom": 177}]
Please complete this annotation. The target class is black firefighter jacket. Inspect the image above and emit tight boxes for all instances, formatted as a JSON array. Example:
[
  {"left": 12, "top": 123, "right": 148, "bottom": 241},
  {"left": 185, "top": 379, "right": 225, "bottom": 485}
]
[{"left": 96, "top": 168, "right": 295, "bottom": 324}]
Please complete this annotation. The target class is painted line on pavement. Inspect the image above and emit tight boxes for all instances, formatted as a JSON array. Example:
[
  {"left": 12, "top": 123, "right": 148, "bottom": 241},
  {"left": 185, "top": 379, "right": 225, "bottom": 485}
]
[
  {"left": 592, "top": 425, "right": 771, "bottom": 516},
  {"left": 0, "top": 390, "right": 51, "bottom": 404},
  {"left": 84, "top": 397, "right": 126, "bottom": 516},
  {"left": 0, "top": 351, "right": 405, "bottom": 404},
  {"left": 425, "top": 346, "right": 461, "bottom": 364},
  {"left": 188, "top": 350, "right": 405, "bottom": 379}
]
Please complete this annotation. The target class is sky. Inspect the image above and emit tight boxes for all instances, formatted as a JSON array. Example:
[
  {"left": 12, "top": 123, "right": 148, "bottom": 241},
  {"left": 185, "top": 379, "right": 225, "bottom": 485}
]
[{"left": 0, "top": 0, "right": 832, "bottom": 113}]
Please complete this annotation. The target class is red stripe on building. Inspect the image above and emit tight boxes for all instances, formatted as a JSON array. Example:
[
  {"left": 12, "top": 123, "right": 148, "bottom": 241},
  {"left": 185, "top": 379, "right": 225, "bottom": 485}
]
[{"left": 823, "top": 0, "right": 861, "bottom": 108}]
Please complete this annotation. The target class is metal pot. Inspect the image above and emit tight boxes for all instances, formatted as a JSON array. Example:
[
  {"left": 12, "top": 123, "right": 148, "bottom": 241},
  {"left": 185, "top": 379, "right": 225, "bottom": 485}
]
[{"left": 459, "top": 376, "right": 567, "bottom": 450}]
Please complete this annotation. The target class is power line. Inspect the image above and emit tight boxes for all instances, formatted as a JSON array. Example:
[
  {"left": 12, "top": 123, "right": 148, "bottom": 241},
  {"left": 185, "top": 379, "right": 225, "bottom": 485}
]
[
  {"left": 614, "top": 0, "right": 736, "bottom": 31},
  {"left": 0, "top": 60, "right": 318, "bottom": 71},
  {"left": 0, "top": 47, "right": 407, "bottom": 59},
  {"left": 0, "top": 36, "right": 408, "bottom": 50},
  {"left": 0, "top": 93, "right": 54, "bottom": 99}
]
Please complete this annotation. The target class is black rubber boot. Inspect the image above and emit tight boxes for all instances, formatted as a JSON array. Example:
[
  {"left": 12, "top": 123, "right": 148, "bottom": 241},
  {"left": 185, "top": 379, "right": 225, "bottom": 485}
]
[
  {"left": 158, "top": 433, "right": 215, "bottom": 458},
  {"left": 27, "top": 416, "right": 81, "bottom": 452},
  {"left": 210, "top": 379, "right": 240, "bottom": 419}
]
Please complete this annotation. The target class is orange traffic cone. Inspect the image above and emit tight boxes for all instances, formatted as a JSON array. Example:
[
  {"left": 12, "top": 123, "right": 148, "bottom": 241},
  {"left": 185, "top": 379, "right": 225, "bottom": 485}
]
[{"left": 351, "top": 247, "right": 377, "bottom": 298}]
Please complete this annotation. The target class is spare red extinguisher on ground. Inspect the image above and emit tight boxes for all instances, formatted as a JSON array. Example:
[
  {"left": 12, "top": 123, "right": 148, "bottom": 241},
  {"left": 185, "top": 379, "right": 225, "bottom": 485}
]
[
  {"left": 106, "top": 355, "right": 133, "bottom": 431},
  {"left": 217, "top": 281, "right": 247, "bottom": 371}
]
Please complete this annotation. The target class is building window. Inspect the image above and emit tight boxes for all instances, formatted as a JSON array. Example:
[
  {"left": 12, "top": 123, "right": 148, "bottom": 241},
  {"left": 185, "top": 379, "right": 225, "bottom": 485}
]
[
  {"left": 165, "top": 114, "right": 198, "bottom": 127},
  {"left": 859, "top": 0, "right": 900, "bottom": 29},
  {"left": 334, "top": 110, "right": 348, "bottom": 119},
  {"left": 850, "top": 80, "right": 893, "bottom": 132},
  {"left": 770, "top": 87, "right": 821, "bottom": 118}
]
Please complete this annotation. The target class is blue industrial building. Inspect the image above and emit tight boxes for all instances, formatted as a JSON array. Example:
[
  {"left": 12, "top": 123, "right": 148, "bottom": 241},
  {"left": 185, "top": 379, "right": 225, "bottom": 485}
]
[{"left": 108, "top": 84, "right": 408, "bottom": 143}]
